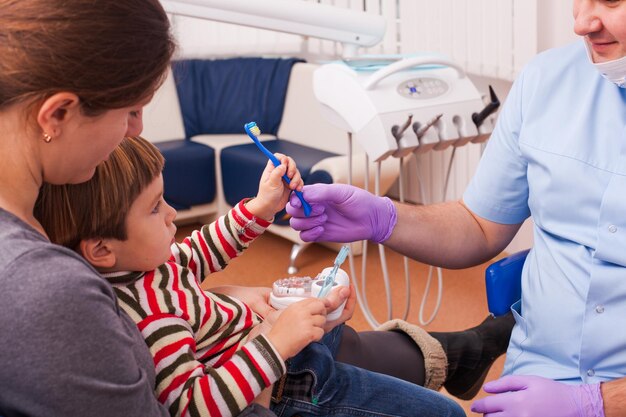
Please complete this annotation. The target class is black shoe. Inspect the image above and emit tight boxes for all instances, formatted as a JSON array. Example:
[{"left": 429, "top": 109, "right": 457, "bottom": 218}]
[{"left": 430, "top": 312, "right": 515, "bottom": 400}]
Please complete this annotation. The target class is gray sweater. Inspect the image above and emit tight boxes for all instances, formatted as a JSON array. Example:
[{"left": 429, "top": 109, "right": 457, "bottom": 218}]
[{"left": 0, "top": 209, "right": 168, "bottom": 417}]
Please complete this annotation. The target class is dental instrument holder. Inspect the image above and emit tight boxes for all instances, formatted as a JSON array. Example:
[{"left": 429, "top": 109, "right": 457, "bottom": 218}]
[
  {"left": 471, "top": 85, "right": 500, "bottom": 143},
  {"left": 269, "top": 267, "right": 350, "bottom": 321},
  {"left": 244, "top": 122, "right": 312, "bottom": 216},
  {"left": 391, "top": 114, "right": 415, "bottom": 158},
  {"left": 313, "top": 55, "right": 497, "bottom": 161}
]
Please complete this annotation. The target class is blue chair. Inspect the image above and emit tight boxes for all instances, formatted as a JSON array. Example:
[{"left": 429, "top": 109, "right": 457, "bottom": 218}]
[
  {"left": 155, "top": 139, "right": 216, "bottom": 211},
  {"left": 485, "top": 249, "right": 529, "bottom": 317},
  {"left": 171, "top": 58, "right": 340, "bottom": 223}
]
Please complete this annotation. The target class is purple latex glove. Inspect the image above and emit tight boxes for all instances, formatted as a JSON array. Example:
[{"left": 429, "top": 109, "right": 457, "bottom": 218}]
[
  {"left": 471, "top": 375, "right": 605, "bottom": 417},
  {"left": 286, "top": 183, "right": 397, "bottom": 243}
]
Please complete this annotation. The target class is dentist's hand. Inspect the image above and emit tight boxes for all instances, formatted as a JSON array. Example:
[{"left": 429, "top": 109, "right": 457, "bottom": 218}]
[
  {"left": 286, "top": 184, "right": 397, "bottom": 243},
  {"left": 471, "top": 375, "right": 605, "bottom": 417}
]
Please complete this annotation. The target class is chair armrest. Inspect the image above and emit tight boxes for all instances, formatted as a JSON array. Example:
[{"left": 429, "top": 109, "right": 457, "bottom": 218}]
[{"left": 485, "top": 249, "right": 530, "bottom": 317}]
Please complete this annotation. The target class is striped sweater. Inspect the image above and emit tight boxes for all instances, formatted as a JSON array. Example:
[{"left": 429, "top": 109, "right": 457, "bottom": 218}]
[{"left": 104, "top": 200, "right": 286, "bottom": 417}]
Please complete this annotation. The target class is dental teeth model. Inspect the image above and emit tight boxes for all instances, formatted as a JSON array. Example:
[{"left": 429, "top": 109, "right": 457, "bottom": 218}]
[{"left": 269, "top": 267, "right": 350, "bottom": 320}]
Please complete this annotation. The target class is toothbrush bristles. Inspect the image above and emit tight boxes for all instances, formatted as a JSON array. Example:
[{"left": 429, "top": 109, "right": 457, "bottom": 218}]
[{"left": 246, "top": 122, "right": 261, "bottom": 136}]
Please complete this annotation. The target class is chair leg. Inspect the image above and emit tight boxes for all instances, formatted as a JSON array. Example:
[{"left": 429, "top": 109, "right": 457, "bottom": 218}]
[{"left": 287, "top": 242, "right": 312, "bottom": 275}]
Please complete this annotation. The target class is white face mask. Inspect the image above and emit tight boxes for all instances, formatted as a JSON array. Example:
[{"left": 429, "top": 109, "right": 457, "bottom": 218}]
[{"left": 584, "top": 40, "right": 626, "bottom": 88}]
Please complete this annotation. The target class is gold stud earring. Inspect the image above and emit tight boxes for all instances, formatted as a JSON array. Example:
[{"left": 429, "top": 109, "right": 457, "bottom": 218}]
[{"left": 43, "top": 132, "right": 52, "bottom": 143}]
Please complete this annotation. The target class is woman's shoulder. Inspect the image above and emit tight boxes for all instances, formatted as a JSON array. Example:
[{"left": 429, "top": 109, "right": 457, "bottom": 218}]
[{"left": 0, "top": 209, "right": 116, "bottom": 304}]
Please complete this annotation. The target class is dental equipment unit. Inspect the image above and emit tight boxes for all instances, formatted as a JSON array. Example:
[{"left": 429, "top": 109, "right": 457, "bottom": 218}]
[
  {"left": 314, "top": 55, "right": 499, "bottom": 161},
  {"left": 313, "top": 55, "right": 501, "bottom": 328}
]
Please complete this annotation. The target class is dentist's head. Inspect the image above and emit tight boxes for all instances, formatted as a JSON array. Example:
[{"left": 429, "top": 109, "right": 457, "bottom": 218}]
[{"left": 573, "top": 0, "right": 626, "bottom": 87}]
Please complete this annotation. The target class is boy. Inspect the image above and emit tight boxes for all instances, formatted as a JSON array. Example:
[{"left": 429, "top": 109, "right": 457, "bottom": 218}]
[{"left": 34, "top": 136, "right": 473, "bottom": 417}]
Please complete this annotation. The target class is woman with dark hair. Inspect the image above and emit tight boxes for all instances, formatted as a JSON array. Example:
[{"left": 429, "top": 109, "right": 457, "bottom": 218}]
[{"left": 0, "top": 1, "right": 175, "bottom": 415}]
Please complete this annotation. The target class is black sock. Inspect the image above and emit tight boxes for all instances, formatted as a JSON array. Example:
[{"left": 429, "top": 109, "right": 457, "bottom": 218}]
[{"left": 430, "top": 312, "right": 515, "bottom": 400}]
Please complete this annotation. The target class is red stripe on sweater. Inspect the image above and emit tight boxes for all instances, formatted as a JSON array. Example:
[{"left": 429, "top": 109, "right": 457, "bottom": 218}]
[
  {"left": 199, "top": 377, "right": 223, "bottom": 417},
  {"left": 241, "top": 345, "right": 271, "bottom": 386},
  {"left": 212, "top": 343, "right": 239, "bottom": 368},
  {"left": 238, "top": 200, "right": 271, "bottom": 228},
  {"left": 196, "top": 230, "right": 217, "bottom": 273},
  {"left": 198, "top": 288, "right": 215, "bottom": 328},
  {"left": 231, "top": 209, "right": 247, "bottom": 227},
  {"left": 223, "top": 361, "right": 255, "bottom": 403},
  {"left": 137, "top": 313, "right": 166, "bottom": 332},
  {"left": 158, "top": 363, "right": 204, "bottom": 404},
  {"left": 205, "top": 331, "right": 234, "bottom": 359},
  {"left": 215, "top": 221, "right": 237, "bottom": 259},
  {"left": 153, "top": 336, "right": 194, "bottom": 366},
  {"left": 179, "top": 387, "right": 193, "bottom": 417},
  {"left": 188, "top": 253, "right": 198, "bottom": 277},
  {"left": 168, "top": 265, "right": 191, "bottom": 322},
  {"left": 242, "top": 304, "right": 253, "bottom": 331},
  {"left": 143, "top": 270, "right": 160, "bottom": 314}
]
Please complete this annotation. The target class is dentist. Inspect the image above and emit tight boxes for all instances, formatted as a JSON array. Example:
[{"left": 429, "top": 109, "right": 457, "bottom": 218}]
[{"left": 287, "top": 1, "right": 626, "bottom": 416}]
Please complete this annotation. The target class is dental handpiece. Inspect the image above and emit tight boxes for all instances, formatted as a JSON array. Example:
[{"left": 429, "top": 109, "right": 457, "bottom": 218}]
[
  {"left": 412, "top": 113, "right": 443, "bottom": 139},
  {"left": 391, "top": 114, "right": 414, "bottom": 141}
]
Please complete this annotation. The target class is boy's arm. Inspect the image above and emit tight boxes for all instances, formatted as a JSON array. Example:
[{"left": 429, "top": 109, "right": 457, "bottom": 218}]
[
  {"left": 170, "top": 199, "right": 272, "bottom": 282},
  {"left": 137, "top": 311, "right": 285, "bottom": 417}
]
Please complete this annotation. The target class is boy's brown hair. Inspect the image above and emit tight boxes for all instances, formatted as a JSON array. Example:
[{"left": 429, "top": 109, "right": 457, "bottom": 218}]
[{"left": 35, "top": 136, "right": 165, "bottom": 249}]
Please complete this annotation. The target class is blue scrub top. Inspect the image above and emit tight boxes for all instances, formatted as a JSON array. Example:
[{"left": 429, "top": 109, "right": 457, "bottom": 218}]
[{"left": 464, "top": 40, "right": 626, "bottom": 383}]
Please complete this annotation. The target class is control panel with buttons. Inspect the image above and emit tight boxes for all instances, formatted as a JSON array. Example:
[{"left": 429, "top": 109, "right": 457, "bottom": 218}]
[{"left": 397, "top": 77, "right": 449, "bottom": 99}]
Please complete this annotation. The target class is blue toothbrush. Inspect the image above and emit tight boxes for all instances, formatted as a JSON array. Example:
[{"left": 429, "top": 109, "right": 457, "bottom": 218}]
[
  {"left": 318, "top": 245, "right": 350, "bottom": 298},
  {"left": 244, "top": 122, "right": 311, "bottom": 216}
]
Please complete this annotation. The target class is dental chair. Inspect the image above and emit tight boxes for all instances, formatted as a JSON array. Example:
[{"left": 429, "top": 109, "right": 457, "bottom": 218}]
[{"left": 485, "top": 249, "right": 529, "bottom": 317}]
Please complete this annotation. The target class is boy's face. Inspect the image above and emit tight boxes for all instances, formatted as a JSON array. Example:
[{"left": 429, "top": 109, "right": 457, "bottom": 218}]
[{"left": 108, "top": 173, "right": 177, "bottom": 272}]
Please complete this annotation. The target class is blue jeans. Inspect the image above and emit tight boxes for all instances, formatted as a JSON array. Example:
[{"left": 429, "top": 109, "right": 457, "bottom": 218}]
[{"left": 270, "top": 326, "right": 465, "bottom": 417}]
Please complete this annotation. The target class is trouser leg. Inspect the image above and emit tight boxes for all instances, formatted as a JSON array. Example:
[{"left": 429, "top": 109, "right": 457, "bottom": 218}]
[
  {"left": 335, "top": 325, "right": 428, "bottom": 386},
  {"left": 335, "top": 312, "right": 515, "bottom": 399},
  {"left": 239, "top": 403, "right": 279, "bottom": 417},
  {"left": 273, "top": 335, "right": 465, "bottom": 417}
]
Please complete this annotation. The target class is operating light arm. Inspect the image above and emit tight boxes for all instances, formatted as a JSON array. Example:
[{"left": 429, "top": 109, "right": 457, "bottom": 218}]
[{"left": 161, "top": 0, "right": 386, "bottom": 58}]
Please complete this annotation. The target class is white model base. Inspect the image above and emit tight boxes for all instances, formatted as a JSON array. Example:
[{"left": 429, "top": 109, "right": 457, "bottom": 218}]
[{"left": 269, "top": 267, "right": 349, "bottom": 321}]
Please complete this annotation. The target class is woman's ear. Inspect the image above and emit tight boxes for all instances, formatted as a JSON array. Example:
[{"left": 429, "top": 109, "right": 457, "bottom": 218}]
[
  {"left": 78, "top": 238, "right": 117, "bottom": 269},
  {"left": 36, "top": 92, "right": 81, "bottom": 138}
]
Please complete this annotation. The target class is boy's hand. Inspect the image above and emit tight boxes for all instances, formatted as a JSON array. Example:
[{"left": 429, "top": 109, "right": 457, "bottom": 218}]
[
  {"left": 266, "top": 298, "right": 326, "bottom": 360},
  {"left": 322, "top": 284, "right": 355, "bottom": 332},
  {"left": 246, "top": 153, "right": 304, "bottom": 221},
  {"left": 210, "top": 285, "right": 275, "bottom": 319}
]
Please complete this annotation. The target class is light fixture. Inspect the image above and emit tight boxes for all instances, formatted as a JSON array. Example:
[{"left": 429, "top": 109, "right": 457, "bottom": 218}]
[{"left": 161, "top": 0, "right": 386, "bottom": 58}]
